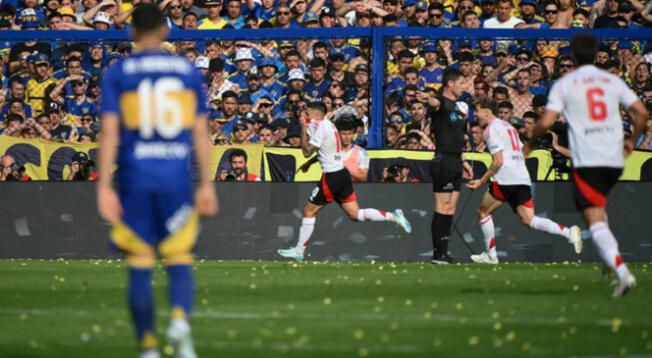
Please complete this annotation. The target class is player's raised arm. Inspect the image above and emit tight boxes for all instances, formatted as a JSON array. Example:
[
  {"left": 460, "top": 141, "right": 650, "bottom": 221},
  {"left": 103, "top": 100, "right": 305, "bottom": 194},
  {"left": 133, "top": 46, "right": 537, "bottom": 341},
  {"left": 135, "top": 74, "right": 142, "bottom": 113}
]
[
  {"left": 299, "top": 116, "right": 317, "bottom": 158},
  {"left": 193, "top": 114, "right": 218, "bottom": 216}
]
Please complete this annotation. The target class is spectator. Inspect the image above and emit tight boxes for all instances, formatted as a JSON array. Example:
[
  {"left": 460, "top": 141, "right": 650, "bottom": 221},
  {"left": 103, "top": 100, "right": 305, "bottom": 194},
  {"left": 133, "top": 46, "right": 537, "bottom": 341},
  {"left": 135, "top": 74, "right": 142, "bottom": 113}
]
[
  {"left": 217, "top": 148, "right": 261, "bottom": 181},
  {"left": 26, "top": 53, "right": 58, "bottom": 116},
  {"left": 66, "top": 151, "right": 97, "bottom": 181},
  {"left": 0, "top": 154, "right": 30, "bottom": 181},
  {"left": 483, "top": 0, "right": 524, "bottom": 28},
  {"left": 469, "top": 123, "right": 488, "bottom": 152},
  {"left": 198, "top": 0, "right": 226, "bottom": 29}
]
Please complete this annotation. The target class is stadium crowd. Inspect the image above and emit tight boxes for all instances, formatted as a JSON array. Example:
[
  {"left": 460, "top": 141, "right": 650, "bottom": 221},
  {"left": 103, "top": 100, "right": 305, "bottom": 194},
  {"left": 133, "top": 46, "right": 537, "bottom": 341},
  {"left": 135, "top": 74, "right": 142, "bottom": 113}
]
[{"left": 1, "top": 0, "right": 652, "bottom": 161}]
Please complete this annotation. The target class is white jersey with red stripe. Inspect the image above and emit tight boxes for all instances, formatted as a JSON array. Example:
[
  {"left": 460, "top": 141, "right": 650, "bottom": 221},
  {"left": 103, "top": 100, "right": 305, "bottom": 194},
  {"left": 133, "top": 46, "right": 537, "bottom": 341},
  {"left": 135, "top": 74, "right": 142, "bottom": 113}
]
[
  {"left": 484, "top": 118, "right": 531, "bottom": 186},
  {"left": 307, "top": 118, "right": 344, "bottom": 173},
  {"left": 546, "top": 64, "right": 639, "bottom": 169}
]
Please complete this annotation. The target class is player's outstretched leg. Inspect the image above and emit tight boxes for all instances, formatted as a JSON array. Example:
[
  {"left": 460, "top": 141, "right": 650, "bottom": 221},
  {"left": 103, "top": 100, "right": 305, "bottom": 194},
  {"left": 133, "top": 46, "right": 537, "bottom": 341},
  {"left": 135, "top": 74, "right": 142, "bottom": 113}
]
[
  {"left": 128, "top": 267, "right": 159, "bottom": 357},
  {"left": 165, "top": 264, "right": 197, "bottom": 358},
  {"left": 590, "top": 221, "right": 636, "bottom": 297},
  {"left": 278, "top": 203, "right": 323, "bottom": 262},
  {"left": 527, "top": 216, "right": 582, "bottom": 254},
  {"left": 471, "top": 215, "right": 499, "bottom": 264},
  {"left": 357, "top": 208, "right": 412, "bottom": 233}
]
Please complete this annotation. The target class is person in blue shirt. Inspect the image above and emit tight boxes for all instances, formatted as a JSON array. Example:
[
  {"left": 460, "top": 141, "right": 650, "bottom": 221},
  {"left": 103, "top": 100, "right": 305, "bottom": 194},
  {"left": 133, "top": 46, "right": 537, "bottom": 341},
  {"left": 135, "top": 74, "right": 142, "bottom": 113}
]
[
  {"left": 419, "top": 43, "right": 445, "bottom": 89},
  {"left": 244, "top": 72, "right": 274, "bottom": 105},
  {"left": 244, "top": 0, "right": 276, "bottom": 21},
  {"left": 15, "top": 0, "right": 46, "bottom": 28},
  {"left": 223, "top": 0, "right": 246, "bottom": 28},
  {"left": 258, "top": 57, "right": 286, "bottom": 100},
  {"left": 304, "top": 58, "right": 331, "bottom": 100},
  {"left": 329, "top": 38, "right": 361, "bottom": 64},
  {"left": 97, "top": 4, "right": 216, "bottom": 357},
  {"left": 53, "top": 56, "right": 92, "bottom": 95},
  {"left": 228, "top": 48, "right": 256, "bottom": 90},
  {"left": 50, "top": 75, "right": 97, "bottom": 124}
]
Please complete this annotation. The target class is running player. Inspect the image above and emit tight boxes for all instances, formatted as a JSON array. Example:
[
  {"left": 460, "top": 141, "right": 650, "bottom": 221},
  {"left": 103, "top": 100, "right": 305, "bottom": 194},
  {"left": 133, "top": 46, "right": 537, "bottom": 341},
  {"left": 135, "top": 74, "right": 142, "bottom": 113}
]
[
  {"left": 417, "top": 68, "right": 474, "bottom": 264},
  {"left": 466, "top": 98, "right": 582, "bottom": 264},
  {"left": 277, "top": 102, "right": 412, "bottom": 261},
  {"left": 97, "top": 4, "right": 217, "bottom": 358},
  {"left": 527, "top": 33, "right": 648, "bottom": 297}
]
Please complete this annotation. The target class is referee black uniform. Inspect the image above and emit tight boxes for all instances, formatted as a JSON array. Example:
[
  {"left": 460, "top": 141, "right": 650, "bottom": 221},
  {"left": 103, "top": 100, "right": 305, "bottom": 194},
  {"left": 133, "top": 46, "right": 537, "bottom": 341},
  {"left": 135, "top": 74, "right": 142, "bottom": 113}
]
[{"left": 429, "top": 94, "right": 468, "bottom": 262}]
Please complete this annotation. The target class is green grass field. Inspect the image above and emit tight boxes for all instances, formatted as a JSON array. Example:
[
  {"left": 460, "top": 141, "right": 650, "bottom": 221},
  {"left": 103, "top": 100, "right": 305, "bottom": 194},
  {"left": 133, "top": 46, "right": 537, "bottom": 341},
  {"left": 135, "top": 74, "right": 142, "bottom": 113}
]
[{"left": 0, "top": 260, "right": 651, "bottom": 358}]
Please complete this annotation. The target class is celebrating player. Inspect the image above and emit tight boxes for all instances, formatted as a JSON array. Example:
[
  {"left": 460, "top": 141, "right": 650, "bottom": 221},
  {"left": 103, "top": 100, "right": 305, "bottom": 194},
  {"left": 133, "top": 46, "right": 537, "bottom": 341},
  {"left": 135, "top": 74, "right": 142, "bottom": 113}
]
[
  {"left": 466, "top": 98, "right": 582, "bottom": 264},
  {"left": 277, "top": 102, "right": 412, "bottom": 262},
  {"left": 527, "top": 33, "right": 649, "bottom": 297},
  {"left": 417, "top": 68, "right": 474, "bottom": 264},
  {"left": 97, "top": 4, "right": 217, "bottom": 358}
]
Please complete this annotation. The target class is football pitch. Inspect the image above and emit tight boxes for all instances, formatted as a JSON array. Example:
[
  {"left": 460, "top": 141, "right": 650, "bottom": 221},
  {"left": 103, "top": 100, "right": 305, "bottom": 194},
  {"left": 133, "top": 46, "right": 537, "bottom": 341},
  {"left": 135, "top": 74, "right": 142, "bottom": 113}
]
[{"left": 0, "top": 260, "right": 650, "bottom": 358}]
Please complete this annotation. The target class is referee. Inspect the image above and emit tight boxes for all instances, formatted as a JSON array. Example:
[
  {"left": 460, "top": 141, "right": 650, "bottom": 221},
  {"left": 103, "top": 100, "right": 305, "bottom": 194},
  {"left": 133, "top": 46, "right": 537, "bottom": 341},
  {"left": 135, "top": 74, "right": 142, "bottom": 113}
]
[{"left": 417, "top": 68, "right": 473, "bottom": 264}]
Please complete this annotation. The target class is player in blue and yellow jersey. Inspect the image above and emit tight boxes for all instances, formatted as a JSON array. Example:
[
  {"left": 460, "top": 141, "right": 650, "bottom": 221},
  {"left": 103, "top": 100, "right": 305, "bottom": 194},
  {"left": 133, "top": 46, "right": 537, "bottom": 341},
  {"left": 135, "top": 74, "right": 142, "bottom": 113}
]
[{"left": 97, "top": 4, "right": 217, "bottom": 358}]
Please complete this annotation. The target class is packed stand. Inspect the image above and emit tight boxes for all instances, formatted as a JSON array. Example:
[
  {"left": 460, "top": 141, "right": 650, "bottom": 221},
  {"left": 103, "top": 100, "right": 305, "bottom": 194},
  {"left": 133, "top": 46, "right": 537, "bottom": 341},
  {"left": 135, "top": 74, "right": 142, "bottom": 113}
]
[{"left": 0, "top": 0, "right": 651, "bottom": 156}]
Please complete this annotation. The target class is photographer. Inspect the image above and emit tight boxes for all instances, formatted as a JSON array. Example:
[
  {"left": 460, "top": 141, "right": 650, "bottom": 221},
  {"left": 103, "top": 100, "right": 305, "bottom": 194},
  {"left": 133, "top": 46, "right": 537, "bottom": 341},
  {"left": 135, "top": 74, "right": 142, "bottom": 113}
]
[
  {"left": 66, "top": 151, "right": 98, "bottom": 181},
  {"left": 217, "top": 149, "right": 261, "bottom": 181},
  {"left": 0, "top": 155, "right": 30, "bottom": 181},
  {"left": 381, "top": 159, "right": 419, "bottom": 183}
]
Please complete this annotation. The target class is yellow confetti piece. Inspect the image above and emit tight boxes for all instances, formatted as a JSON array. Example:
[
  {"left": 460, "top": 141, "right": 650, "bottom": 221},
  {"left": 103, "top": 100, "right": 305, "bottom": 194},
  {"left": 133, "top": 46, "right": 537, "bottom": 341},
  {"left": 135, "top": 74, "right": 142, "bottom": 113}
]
[
  {"left": 522, "top": 342, "right": 531, "bottom": 351},
  {"left": 455, "top": 303, "right": 463, "bottom": 310},
  {"left": 287, "top": 304, "right": 295, "bottom": 310},
  {"left": 569, "top": 326, "right": 577, "bottom": 335},
  {"left": 358, "top": 348, "right": 369, "bottom": 357},
  {"left": 493, "top": 322, "right": 502, "bottom": 330},
  {"left": 506, "top": 331, "right": 516, "bottom": 341},
  {"left": 354, "top": 329, "right": 364, "bottom": 340},
  {"left": 405, "top": 299, "right": 413, "bottom": 306},
  {"left": 163, "top": 345, "right": 175, "bottom": 355},
  {"left": 377, "top": 296, "right": 384, "bottom": 303},
  {"left": 468, "top": 336, "right": 479, "bottom": 345},
  {"left": 493, "top": 338, "right": 504, "bottom": 348},
  {"left": 423, "top": 312, "right": 432, "bottom": 319},
  {"left": 375, "top": 279, "right": 382, "bottom": 285},
  {"left": 323, "top": 297, "right": 332, "bottom": 305},
  {"left": 612, "top": 318, "right": 623, "bottom": 333},
  {"left": 227, "top": 329, "right": 237, "bottom": 338},
  {"left": 285, "top": 327, "right": 297, "bottom": 336},
  {"left": 19, "top": 313, "right": 28, "bottom": 320},
  {"left": 619, "top": 347, "right": 627, "bottom": 356},
  {"left": 431, "top": 302, "right": 438, "bottom": 309},
  {"left": 249, "top": 283, "right": 257, "bottom": 289},
  {"left": 373, "top": 306, "right": 382, "bottom": 313},
  {"left": 324, "top": 279, "right": 331, "bottom": 285},
  {"left": 92, "top": 325, "right": 101, "bottom": 333}
]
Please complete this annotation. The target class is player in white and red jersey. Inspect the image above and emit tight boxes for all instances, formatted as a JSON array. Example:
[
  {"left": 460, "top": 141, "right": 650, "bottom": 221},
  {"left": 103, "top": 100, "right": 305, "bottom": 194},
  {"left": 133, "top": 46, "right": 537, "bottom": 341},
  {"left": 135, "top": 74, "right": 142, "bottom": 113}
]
[
  {"left": 527, "top": 33, "right": 649, "bottom": 297},
  {"left": 466, "top": 98, "right": 582, "bottom": 264},
  {"left": 277, "top": 102, "right": 412, "bottom": 262}
]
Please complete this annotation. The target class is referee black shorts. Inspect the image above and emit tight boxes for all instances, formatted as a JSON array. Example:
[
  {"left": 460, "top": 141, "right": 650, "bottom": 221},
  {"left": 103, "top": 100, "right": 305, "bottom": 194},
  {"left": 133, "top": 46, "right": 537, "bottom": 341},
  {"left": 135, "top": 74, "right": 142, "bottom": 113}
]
[
  {"left": 430, "top": 153, "right": 462, "bottom": 193},
  {"left": 488, "top": 182, "right": 534, "bottom": 212},
  {"left": 309, "top": 168, "right": 357, "bottom": 206},
  {"left": 571, "top": 167, "right": 622, "bottom": 211}
]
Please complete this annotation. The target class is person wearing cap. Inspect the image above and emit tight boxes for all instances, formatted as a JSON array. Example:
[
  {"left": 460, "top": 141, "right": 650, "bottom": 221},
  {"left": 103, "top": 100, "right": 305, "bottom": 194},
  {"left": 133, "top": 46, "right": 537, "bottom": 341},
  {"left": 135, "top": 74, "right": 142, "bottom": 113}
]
[
  {"left": 518, "top": 0, "right": 544, "bottom": 24},
  {"left": 483, "top": 0, "right": 524, "bottom": 28},
  {"left": 318, "top": 5, "right": 338, "bottom": 27},
  {"left": 44, "top": 0, "right": 61, "bottom": 16},
  {"left": 401, "top": 0, "right": 418, "bottom": 22},
  {"left": 57, "top": 6, "right": 76, "bottom": 23},
  {"left": 352, "top": 63, "right": 370, "bottom": 91},
  {"left": 207, "top": 111, "right": 229, "bottom": 145},
  {"left": 221, "top": 0, "right": 245, "bottom": 28},
  {"left": 236, "top": 92, "right": 254, "bottom": 116},
  {"left": 244, "top": 71, "right": 274, "bottom": 104},
  {"left": 227, "top": 48, "right": 256, "bottom": 89},
  {"left": 15, "top": 0, "right": 46, "bottom": 28},
  {"left": 327, "top": 53, "right": 355, "bottom": 89},
  {"left": 258, "top": 57, "right": 286, "bottom": 99},
  {"left": 302, "top": 10, "right": 319, "bottom": 26},
  {"left": 25, "top": 53, "right": 58, "bottom": 116},
  {"left": 66, "top": 151, "right": 98, "bottom": 181},
  {"left": 208, "top": 58, "right": 240, "bottom": 103},
  {"left": 303, "top": 58, "right": 330, "bottom": 100},
  {"left": 194, "top": 56, "right": 210, "bottom": 78},
  {"left": 229, "top": 120, "right": 254, "bottom": 144},
  {"left": 419, "top": 43, "right": 445, "bottom": 90},
  {"left": 49, "top": 72, "right": 96, "bottom": 125},
  {"left": 245, "top": 0, "right": 276, "bottom": 22},
  {"left": 198, "top": 0, "right": 227, "bottom": 29},
  {"left": 46, "top": 103, "right": 75, "bottom": 142}
]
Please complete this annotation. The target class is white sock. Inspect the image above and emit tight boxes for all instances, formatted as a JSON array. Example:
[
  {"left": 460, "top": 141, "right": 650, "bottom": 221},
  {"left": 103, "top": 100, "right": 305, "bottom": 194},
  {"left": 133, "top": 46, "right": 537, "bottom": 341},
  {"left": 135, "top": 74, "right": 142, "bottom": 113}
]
[
  {"left": 357, "top": 209, "right": 395, "bottom": 222},
  {"left": 479, "top": 215, "right": 497, "bottom": 258},
  {"left": 295, "top": 217, "right": 316, "bottom": 254},
  {"left": 530, "top": 216, "right": 570, "bottom": 239},
  {"left": 590, "top": 221, "right": 630, "bottom": 280}
]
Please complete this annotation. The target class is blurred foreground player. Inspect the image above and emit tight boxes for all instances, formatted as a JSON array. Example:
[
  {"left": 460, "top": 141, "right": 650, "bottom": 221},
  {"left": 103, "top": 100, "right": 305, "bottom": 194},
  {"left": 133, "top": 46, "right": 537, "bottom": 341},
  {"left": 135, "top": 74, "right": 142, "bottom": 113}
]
[
  {"left": 527, "top": 33, "right": 648, "bottom": 297},
  {"left": 466, "top": 98, "right": 582, "bottom": 264},
  {"left": 277, "top": 102, "right": 412, "bottom": 262},
  {"left": 97, "top": 3, "right": 217, "bottom": 358}
]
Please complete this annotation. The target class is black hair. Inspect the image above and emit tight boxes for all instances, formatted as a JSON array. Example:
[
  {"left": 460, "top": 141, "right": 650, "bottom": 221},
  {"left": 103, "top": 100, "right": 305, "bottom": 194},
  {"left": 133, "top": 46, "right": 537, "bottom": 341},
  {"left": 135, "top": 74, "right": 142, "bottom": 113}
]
[
  {"left": 405, "top": 67, "right": 419, "bottom": 76},
  {"left": 398, "top": 50, "right": 415, "bottom": 59},
  {"left": 442, "top": 68, "right": 463, "bottom": 88},
  {"left": 229, "top": 148, "right": 248, "bottom": 162},
  {"left": 6, "top": 113, "right": 24, "bottom": 123},
  {"left": 307, "top": 101, "right": 327, "bottom": 114},
  {"left": 497, "top": 101, "right": 514, "bottom": 110},
  {"left": 571, "top": 33, "right": 599, "bottom": 66},
  {"left": 67, "top": 56, "right": 82, "bottom": 66},
  {"left": 183, "top": 11, "right": 198, "bottom": 20},
  {"left": 522, "top": 111, "right": 539, "bottom": 120},
  {"left": 474, "top": 97, "right": 497, "bottom": 115},
  {"left": 310, "top": 58, "right": 326, "bottom": 69},
  {"left": 336, "top": 117, "right": 357, "bottom": 131},
  {"left": 132, "top": 3, "right": 165, "bottom": 33},
  {"left": 493, "top": 86, "right": 509, "bottom": 96},
  {"left": 222, "top": 90, "right": 238, "bottom": 101}
]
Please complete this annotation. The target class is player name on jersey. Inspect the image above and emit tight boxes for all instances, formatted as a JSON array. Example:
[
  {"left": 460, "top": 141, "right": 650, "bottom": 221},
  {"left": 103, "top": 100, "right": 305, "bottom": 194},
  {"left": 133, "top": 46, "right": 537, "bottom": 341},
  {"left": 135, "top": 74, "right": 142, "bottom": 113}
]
[{"left": 123, "top": 56, "right": 192, "bottom": 75}]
